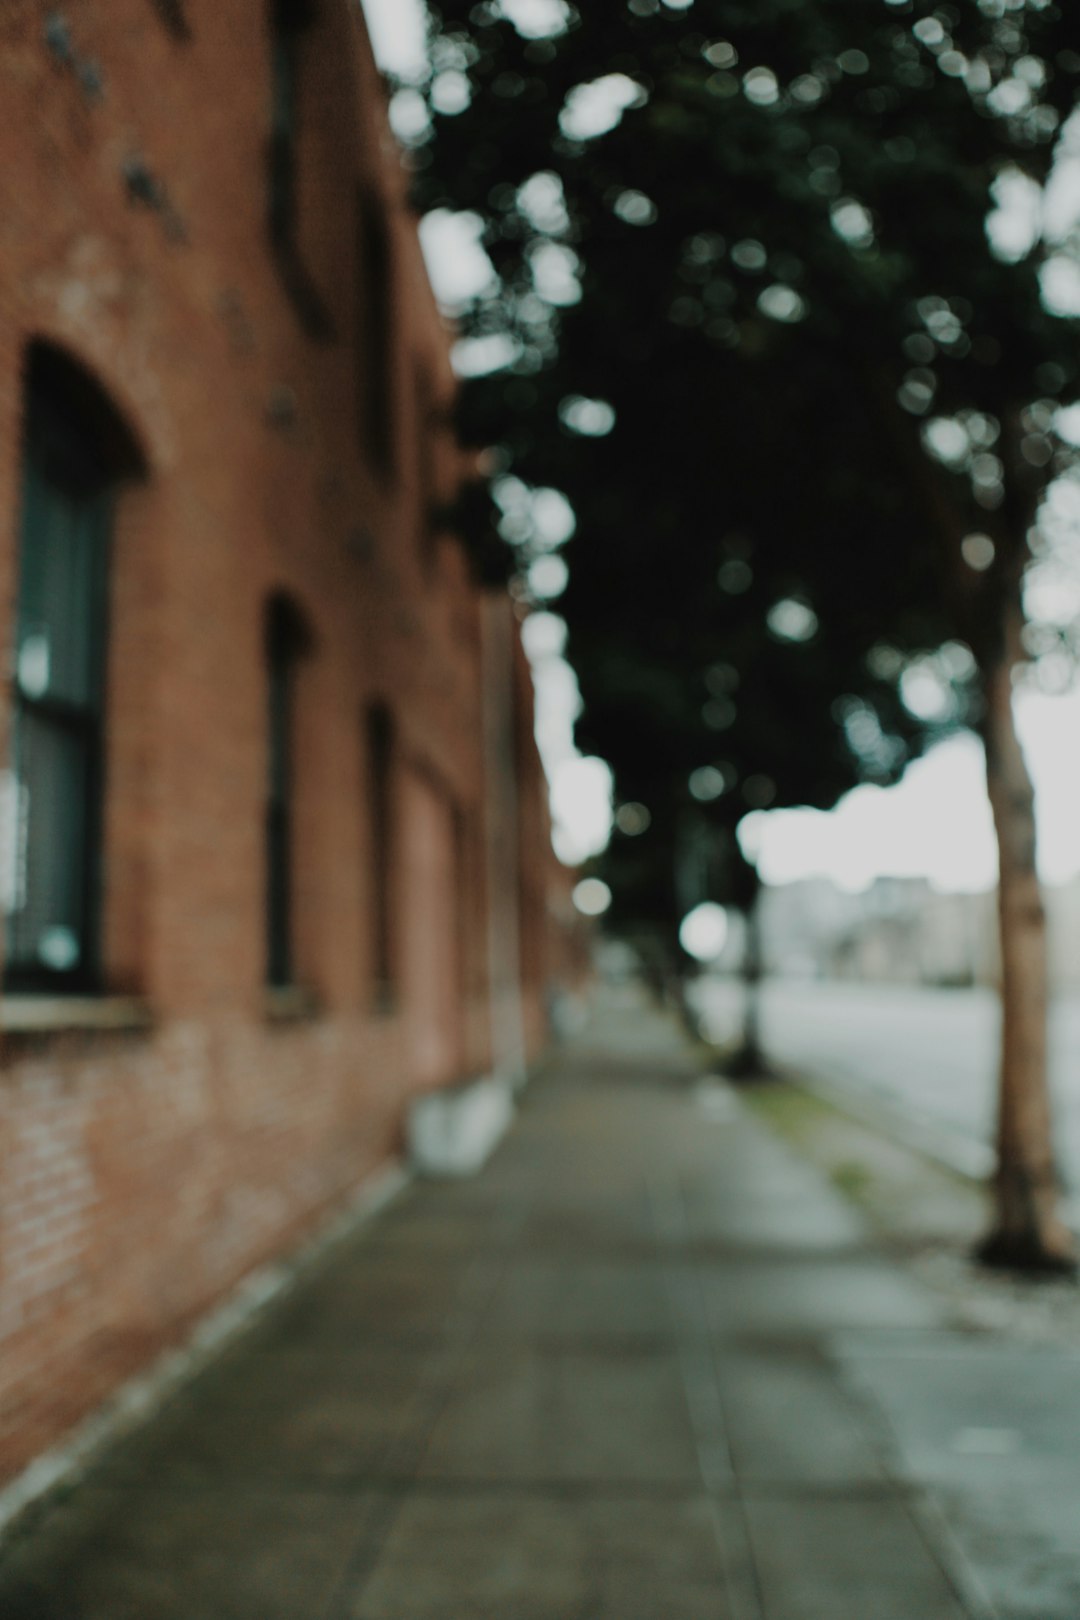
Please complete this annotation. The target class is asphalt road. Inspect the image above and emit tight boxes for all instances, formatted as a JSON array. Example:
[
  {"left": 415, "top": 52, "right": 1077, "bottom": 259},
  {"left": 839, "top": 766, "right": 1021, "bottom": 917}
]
[{"left": 693, "top": 977, "right": 1080, "bottom": 1199}]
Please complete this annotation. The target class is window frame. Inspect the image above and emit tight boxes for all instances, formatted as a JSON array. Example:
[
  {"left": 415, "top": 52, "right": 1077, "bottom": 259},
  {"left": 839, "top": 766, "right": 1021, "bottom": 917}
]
[
  {"left": 268, "top": 0, "right": 301, "bottom": 253},
  {"left": 356, "top": 189, "right": 396, "bottom": 480},
  {"left": 150, "top": 0, "right": 193, "bottom": 41},
  {"left": 365, "top": 702, "right": 395, "bottom": 1009},
  {"left": 265, "top": 597, "right": 310, "bottom": 990},
  {"left": 3, "top": 367, "right": 119, "bottom": 995},
  {"left": 266, "top": 0, "right": 334, "bottom": 342}
]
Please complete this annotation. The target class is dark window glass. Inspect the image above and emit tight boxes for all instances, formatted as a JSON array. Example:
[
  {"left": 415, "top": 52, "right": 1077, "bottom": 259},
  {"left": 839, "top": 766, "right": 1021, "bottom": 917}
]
[
  {"left": 4, "top": 383, "right": 112, "bottom": 991},
  {"left": 357, "top": 192, "right": 394, "bottom": 478},
  {"left": 366, "top": 703, "right": 394, "bottom": 1001},
  {"left": 416, "top": 365, "right": 438, "bottom": 568},
  {"left": 269, "top": 0, "right": 301, "bottom": 250},
  {"left": 266, "top": 0, "right": 332, "bottom": 339},
  {"left": 150, "top": 0, "right": 192, "bottom": 41},
  {"left": 265, "top": 599, "right": 306, "bottom": 987}
]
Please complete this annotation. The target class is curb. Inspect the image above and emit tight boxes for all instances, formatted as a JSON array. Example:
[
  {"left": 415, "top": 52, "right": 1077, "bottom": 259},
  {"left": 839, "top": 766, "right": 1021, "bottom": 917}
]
[{"left": 0, "top": 1161, "right": 409, "bottom": 1547}]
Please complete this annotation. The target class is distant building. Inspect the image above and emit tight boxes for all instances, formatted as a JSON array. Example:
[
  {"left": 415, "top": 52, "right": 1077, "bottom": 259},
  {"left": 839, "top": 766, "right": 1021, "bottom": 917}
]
[
  {"left": 759, "top": 874, "right": 1080, "bottom": 994},
  {"left": 0, "top": 1, "right": 568, "bottom": 1489},
  {"left": 757, "top": 878, "right": 868, "bottom": 978},
  {"left": 1048, "top": 878, "right": 1080, "bottom": 994}
]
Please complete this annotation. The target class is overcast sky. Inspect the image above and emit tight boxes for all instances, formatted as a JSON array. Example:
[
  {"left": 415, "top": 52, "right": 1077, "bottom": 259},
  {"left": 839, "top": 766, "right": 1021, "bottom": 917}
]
[{"left": 360, "top": 0, "right": 427, "bottom": 78}]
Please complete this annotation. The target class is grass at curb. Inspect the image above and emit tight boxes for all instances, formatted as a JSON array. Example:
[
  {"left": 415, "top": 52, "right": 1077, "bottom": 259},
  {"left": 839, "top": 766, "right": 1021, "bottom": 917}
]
[
  {"left": 737, "top": 1075, "right": 987, "bottom": 1251},
  {"left": 737, "top": 1072, "right": 1080, "bottom": 1344}
]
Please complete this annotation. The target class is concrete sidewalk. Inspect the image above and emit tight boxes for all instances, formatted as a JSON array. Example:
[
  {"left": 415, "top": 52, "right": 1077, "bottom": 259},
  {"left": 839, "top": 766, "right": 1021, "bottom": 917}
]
[{"left": 1, "top": 986, "right": 1078, "bottom": 1618}]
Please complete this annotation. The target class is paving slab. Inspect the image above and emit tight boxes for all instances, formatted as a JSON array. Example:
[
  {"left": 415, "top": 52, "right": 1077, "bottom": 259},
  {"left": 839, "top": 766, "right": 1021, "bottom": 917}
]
[
  {"left": 518, "top": 1198, "right": 662, "bottom": 1255},
  {"left": 836, "top": 1334, "right": 1080, "bottom": 1618},
  {"left": 743, "top": 1495, "right": 970, "bottom": 1620},
  {"left": 0, "top": 1486, "right": 383, "bottom": 1620},
  {"left": 929, "top": 1485, "right": 1080, "bottom": 1620},
  {"left": 347, "top": 1491, "right": 753, "bottom": 1620},
  {"left": 698, "top": 1254, "right": 945, "bottom": 1342},
  {"left": 418, "top": 1346, "right": 703, "bottom": 1485},
  {"left": 679, "top": 1142, "right": 869, "bottom": 1252},
  {"left": 100, "top": 1345, "right": 446, "bottom": 1486},
  {"left": 716, "top": 1347, "right": 891, "bottom": 1488},
  {"left": 260, "top": 1250, "right": 502, "bottom": 1349},
  {"left": 360, "top": 1192, "right": 529, "bottom": 1254},
  {"left": 835, "top": 1334, "right": 1080, "bottom": 1488},
  {"left": 479, "top": 1256, "right": 674, "bottom": 1343}
]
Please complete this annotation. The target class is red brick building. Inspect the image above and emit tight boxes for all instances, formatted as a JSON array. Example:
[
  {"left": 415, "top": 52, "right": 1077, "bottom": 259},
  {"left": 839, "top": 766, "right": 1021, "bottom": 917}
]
[{"left": 0, "top": 0, "right": 560, "bottom": 1490}]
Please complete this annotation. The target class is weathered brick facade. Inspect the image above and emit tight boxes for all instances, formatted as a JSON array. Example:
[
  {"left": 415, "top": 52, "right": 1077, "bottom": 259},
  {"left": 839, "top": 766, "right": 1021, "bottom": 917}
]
[{"left": 0, "top": 0, "right": 559, "bottom": 1487}]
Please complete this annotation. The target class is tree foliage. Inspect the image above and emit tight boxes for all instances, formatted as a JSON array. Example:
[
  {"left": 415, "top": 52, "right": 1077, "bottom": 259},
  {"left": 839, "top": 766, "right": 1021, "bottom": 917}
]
[
  {"left": 415, "top": 0, "right": 1080, "bottom": 1260},
  {"left": 417, "top": 0, "right": 1076, "bottom": 914}
]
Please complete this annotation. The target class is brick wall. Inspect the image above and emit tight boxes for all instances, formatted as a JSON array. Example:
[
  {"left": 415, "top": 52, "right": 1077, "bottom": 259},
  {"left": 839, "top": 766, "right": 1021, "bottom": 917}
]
[{"left": 0, "top": 0, "right": 556, "bottom": 1485}]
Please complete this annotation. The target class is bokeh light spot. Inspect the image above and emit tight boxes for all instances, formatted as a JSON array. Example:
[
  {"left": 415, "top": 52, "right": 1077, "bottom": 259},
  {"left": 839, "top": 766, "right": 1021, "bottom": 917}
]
[
  {"left": 680, "top": 902, "right": 729, "bottom": 962},
  {"left": 689, "top": 765, "right": 729, "bottom": 802},
  {"left": 767, "top": 598, "right": 818, "bottom": 642},
  {"left": 718, "top": 558, "right": 753, "bottom": 593},
  {"left": 962, "top": 533, "right": 996, "bottom": 572},
  {"left": 614, "top": 801, "right": 651, "bottom": 835},
  {"left": 573, "top": 877, "right": 612, "bottom": 917},
  {"left": 559, "top": 395, "right": 616, "bottom": 436},
  {"left": 757, "top": 284, "right": 806, "bottom": 322}
]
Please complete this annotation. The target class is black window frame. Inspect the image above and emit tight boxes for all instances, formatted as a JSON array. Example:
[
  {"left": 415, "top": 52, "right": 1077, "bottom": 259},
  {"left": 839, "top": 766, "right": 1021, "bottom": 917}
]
[
  {"left": 149, "top": 0, "right": 193, "bottom": 41},
  {"left": 266, "top": 0, "right": 334, "bottom": 342},
  {"left": 3, "top": 348, "right": 139, "bottom": 996},
  {"left": 365, "top": 702, "right": 395, "bottom": 1008},
  {"left": 268, "top": 0, "right": 303, "bottom": 253},
  {"left": 414, "top": 361, "right": 439, "bottom": 571},
  {"left": 265, "top": 596, "right": 309, "bottom": 989},
  {"left": 356, "top": 189, "right": 395, "bottom": 479}
]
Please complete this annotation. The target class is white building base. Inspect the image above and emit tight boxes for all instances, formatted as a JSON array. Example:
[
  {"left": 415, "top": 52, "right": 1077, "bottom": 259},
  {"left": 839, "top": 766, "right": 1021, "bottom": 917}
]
[{"left": 408, "top": 1076, "right": 515, "bottom": 1177}]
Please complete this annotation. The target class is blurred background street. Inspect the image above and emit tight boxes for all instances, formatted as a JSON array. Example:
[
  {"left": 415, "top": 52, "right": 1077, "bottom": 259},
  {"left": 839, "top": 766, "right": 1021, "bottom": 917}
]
[
  {"left": 4, "top": 0, "right": 1080, "bottom": 1611},
  {"left": 695, "top": 976, "right": 1080, "bottom": 1198}
]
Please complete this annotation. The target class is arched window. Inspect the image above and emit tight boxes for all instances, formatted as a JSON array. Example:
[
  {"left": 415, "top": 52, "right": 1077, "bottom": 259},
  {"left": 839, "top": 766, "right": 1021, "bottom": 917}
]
[
  {"left": 265, "top": 595, "right": 310, "bottom": 988},
  {"left": 4, "top": 345, "right": 142, "bottom": 992}
]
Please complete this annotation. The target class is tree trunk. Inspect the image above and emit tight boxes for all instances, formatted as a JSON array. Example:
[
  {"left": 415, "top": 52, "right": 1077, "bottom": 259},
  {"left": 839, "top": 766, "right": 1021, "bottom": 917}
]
[
  {"left": 635, "top": 931, "right": 699, "bottom": 1044},
  {"left": 743, "top": 894, "right": 764, "bottom": 1067},
  {"left": 979, "top": 625, "right": 1075, "bottom": 1272},
  {"left": 727, "top": 894, "right": 768, "bottom": 1080},
  {"left": 863, "top": 383, "right": 1072, "bottom": 1267}
]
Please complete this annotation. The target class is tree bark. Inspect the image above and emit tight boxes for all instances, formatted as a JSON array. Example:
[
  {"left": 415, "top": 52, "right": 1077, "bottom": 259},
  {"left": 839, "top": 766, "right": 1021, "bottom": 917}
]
[
  {"left": 727, "top": 893, "right": 768, "bottom": 1080},
  {"left": 979, "top": 618, "right": 1075, "bottom": 1271},
  {"left": 862, "top": 379, "right": 1072, "bottom": 1268}
]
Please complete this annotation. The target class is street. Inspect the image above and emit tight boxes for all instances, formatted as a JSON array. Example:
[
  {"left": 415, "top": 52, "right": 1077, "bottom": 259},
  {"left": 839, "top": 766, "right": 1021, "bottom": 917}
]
[{"left": 694, "top": 978, "right": 1080, "bottom": 1200}]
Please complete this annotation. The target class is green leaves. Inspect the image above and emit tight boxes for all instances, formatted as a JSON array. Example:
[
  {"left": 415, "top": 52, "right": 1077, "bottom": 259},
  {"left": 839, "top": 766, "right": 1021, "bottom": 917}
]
[{"left": 420, "top": 0, "right": 1078, "bottom": 939}]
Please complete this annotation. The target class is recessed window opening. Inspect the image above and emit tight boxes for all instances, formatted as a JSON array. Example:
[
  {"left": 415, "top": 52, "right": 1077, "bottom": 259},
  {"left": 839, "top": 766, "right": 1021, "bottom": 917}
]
[
  {"left": 265, "top": 594, "right": 310, "bottom": 988},
  {"left": 416, "top": 363, "right": 438, "bottom": 568},
  {"left": 150, "top": 0, "right": 192, "bottom": 41},
  {"left": 366, "top": 702, "right": 395, "bottom": 1003},
  {"left": 269, "top": 0, "right": 311, "bottom": 250},
  {"left": 357, "top": 190, "right": 395, "bottom": 478},
  {"left": 267, "top": 0, "right": 334, "bottom": 340},
  {"left": 3, "top": 344, "right": 142, "bottom": 994}
]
